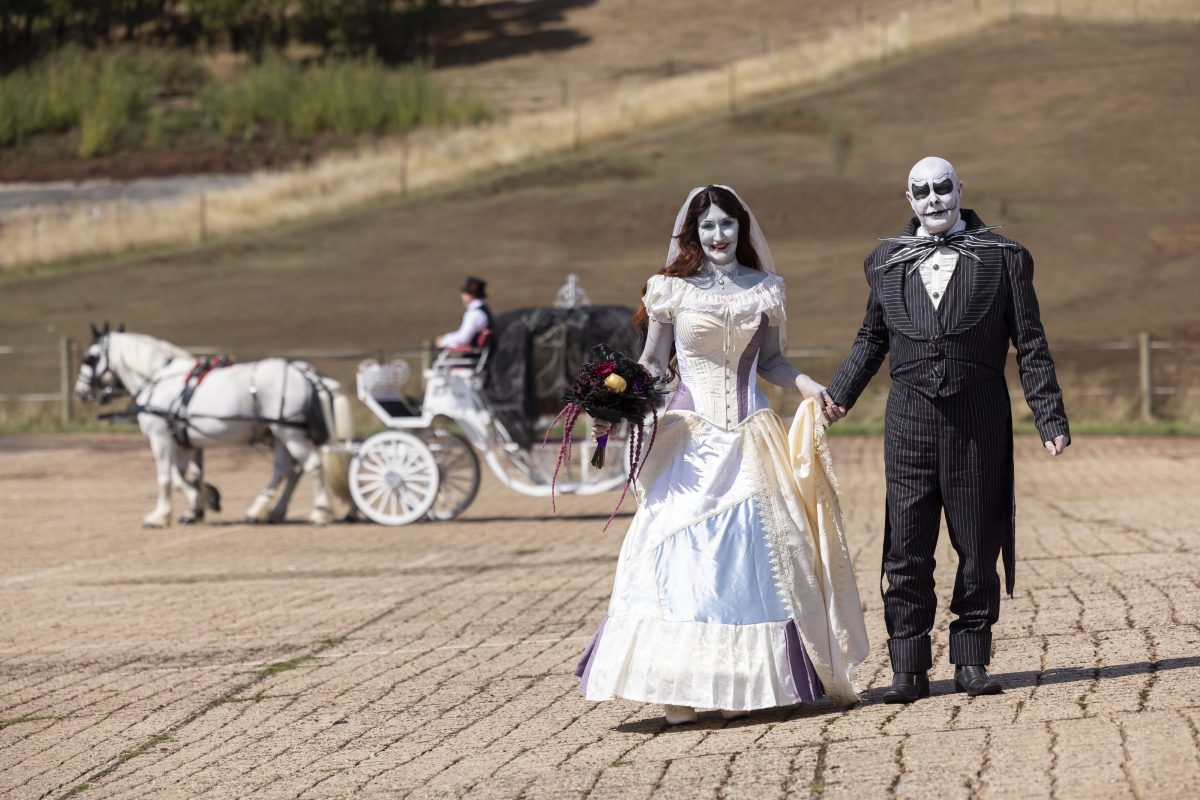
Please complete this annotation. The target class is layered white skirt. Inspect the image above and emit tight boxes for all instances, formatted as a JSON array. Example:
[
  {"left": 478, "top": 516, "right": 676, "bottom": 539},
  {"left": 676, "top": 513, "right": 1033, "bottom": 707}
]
[{"left": 576, "top": 399, "right": 869, "bottom": 710}]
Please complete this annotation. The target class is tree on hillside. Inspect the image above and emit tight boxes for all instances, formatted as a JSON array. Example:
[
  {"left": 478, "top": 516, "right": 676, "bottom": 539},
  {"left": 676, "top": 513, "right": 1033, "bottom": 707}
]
[
  {"left": 294, "top": 0, "right": 447, "bottom": 62},
  {"left": 0, "top": 0, "right": 450, "bottom": 71},
  {"left": 189, "top": 0, "right": 290, "bottom": 59}
]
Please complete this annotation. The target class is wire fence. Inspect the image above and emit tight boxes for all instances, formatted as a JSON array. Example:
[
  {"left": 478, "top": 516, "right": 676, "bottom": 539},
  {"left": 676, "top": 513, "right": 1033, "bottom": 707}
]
[
  {"left": 3, "top": 0, "right": 1197, "bottom": 270},
  {"left": 3, "top": 334, "right": 1197, "bottom": 430}
]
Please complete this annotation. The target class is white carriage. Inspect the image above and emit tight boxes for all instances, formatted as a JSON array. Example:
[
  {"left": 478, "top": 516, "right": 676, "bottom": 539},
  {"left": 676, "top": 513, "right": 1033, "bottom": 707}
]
[{"left": 335, "top": 281, "right": 639, "bottom": 525}]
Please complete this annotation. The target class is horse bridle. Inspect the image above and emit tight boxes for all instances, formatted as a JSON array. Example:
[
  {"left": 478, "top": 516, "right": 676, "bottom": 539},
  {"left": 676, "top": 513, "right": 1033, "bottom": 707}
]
[{"left": 80, "top": 334, "right": 123, "bottom": 404}]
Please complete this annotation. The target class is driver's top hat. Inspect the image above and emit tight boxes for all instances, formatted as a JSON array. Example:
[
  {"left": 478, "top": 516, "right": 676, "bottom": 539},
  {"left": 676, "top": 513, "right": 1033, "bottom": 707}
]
[{"left": 461, "top": 276, "right": 487, "bottom": 299}]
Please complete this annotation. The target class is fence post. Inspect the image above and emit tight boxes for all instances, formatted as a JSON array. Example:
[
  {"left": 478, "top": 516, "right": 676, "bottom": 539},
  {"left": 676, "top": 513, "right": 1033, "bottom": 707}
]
[
  {"left": 1138, "top": 331, "right": 1154, "bottom": 422},
  {"left": 60, "top": 336, "right": 74, "bottom": 426},
  {"left": 198, "top": 193, "right": 208, "bottom": 241},
  {"left": 401, "top": 136, "right": 410, "bottom": 198}
]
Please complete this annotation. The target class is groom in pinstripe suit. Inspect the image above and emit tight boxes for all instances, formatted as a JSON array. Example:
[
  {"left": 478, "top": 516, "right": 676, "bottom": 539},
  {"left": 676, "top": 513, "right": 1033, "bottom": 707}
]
[{"left": 825, "top": 157, "right": 1070, "bottom": 703}]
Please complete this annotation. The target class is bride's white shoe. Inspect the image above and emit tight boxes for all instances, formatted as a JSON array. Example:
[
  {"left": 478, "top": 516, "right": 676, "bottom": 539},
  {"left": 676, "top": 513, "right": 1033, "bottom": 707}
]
[
  {"left": 719, "top": 709, "right": 750, "bottom": 720},
  {"left": 663, "top": 704, "right": 698, "bottom": 725}
]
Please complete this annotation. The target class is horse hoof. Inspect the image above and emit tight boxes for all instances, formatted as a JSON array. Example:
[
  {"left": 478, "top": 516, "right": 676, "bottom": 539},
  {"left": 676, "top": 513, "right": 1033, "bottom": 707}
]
[
  {"left": 244, "top": 507, "right": 270, "bottom": 523},
  {"left": 310, "top": 507, "right": 333, "bottom": 526},
  {"left": 142, "top": 516, "right": 169, "bottom": 529},
  {"left": 178, "top": 511, "right": 204, "bottom": 525},
  {"left": 205, "top": 484, "right": 222, "bottom": 513}
]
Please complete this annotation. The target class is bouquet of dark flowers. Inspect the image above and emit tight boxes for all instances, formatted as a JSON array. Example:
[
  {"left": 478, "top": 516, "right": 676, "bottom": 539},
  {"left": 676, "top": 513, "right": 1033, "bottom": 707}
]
[{"left": 545, "top": 344, "right": 666, "bottom": 527}]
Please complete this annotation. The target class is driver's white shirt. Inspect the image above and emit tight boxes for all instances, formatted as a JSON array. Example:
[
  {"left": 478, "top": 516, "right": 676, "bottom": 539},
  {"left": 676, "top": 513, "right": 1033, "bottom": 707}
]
[{"left": 440, "top": 299, "right": 488, "bottom": 347}]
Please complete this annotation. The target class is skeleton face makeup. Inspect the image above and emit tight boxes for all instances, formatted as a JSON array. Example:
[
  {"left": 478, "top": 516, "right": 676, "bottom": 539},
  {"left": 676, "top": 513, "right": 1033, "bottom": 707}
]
[
  {"left": 906, "top": 156, "right": 963, "bottom": 235},
  {"left": 697, "top": 203, "right": 739, "bottom": 266}
]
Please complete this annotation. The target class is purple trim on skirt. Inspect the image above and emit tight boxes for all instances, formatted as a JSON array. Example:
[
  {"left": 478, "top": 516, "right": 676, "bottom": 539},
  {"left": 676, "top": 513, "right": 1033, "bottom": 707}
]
[
  {"left": 783, "top": 619, "right": 826, "bottom": 703},
  {"left": 574, "top": 615, "right": 608, "bottom": 694},
  {"left": 666, "top": 381, "right": 695, "bottom": 413},
  {"left": 573, "top": 615, "right": 826, "bottom": 704},
  {"left": 737, "top": 314, "right": 769, "bottom": 421}
]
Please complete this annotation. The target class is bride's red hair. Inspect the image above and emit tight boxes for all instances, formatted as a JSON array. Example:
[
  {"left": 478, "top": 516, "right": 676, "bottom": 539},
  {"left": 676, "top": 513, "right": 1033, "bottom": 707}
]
[{"left": 632, "top": 186, "right": 763, "bottom": 340}]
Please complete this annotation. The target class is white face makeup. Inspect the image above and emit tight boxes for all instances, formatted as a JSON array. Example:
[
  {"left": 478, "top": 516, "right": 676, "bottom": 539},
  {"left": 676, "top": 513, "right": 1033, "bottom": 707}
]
[
  {"left": 906, "top": 156, "right": 963, "bottom": 235},
  {"left": 697, "top": 203, "right": 740, "bottom": 266}
]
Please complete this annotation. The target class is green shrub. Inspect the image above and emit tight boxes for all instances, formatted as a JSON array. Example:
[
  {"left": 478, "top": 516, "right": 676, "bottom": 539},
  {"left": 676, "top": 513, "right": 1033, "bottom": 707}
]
[
  {"left": 79, "top": 57, "right": 149, "bottom": 156},
  {"left": 0, "top": 48, "right": 161, "bottom": 154},
  {"left": 201, "top": 54, "right": 491, "bottom": 142},
  {"left": 0, "top": 47, "right": 487, "bottom": 156}
]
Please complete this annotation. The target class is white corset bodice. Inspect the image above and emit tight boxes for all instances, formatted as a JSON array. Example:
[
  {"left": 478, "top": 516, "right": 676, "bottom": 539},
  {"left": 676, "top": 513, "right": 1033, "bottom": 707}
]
[{"left": 643, "top": 273, "right": 787, "bottom": 429}]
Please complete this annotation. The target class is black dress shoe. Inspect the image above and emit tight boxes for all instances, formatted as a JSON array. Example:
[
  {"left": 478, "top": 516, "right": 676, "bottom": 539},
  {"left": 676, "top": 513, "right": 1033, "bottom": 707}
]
[
  {"left": 882, "top": 671, "right": 930, "bottom": 704},
  {"left": 955, "top": 665, "right": 1003, "bottom": 696}
]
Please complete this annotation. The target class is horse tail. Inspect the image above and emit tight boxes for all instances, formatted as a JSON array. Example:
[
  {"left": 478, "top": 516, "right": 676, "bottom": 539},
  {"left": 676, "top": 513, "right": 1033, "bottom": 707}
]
[
  {"left": 299, "top": 368, "right": 355, "bottom": 506},
  {"left": 293, "top": 363, "right": 353, "bottom": 446}
]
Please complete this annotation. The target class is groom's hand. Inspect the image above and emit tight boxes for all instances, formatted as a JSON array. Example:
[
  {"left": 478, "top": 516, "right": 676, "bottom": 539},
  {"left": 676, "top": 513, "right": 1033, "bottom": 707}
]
[
  {"left": 825, "top": 401, "right": 848, "bottom": 424},
  {"left": 1043, "top": 434, "right": 1070, "bottom": 456}
]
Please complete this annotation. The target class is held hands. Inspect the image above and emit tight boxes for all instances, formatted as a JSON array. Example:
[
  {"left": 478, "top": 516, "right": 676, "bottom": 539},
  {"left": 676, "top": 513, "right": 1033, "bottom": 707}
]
[
  {"left": 795, "top": 375, "right": 846, "bottom": 425},
  {"left": 1044, "top": 434, "right": 1070, "bottom": 457}
]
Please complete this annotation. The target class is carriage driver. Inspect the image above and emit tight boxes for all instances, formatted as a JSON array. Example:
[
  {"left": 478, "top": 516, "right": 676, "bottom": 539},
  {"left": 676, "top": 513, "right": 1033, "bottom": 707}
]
[{"left": 435, "top": 276, "right": 493, "bottom": 351}]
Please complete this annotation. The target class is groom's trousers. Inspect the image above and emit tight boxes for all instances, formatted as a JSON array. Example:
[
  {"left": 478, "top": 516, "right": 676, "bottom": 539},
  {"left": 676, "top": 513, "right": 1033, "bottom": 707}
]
[{"left": 882, "top": 377, "right": 1014, "bottom": 672}]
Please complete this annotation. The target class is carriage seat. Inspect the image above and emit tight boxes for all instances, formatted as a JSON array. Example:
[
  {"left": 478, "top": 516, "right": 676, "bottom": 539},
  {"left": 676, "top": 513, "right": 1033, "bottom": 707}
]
[
  {"left": 437, "top": 328, "right": 491, "bottom": 375},
  {"left": 377, "top": 397, "right": 420, "bottom": 418}
]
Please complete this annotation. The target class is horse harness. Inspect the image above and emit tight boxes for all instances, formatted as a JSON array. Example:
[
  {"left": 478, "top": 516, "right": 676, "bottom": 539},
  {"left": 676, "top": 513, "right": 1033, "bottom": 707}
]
[
  {"left": 130, "top": 358, "right": 333, "bottom": 449},
  {"left": 167, "top": 355, "right": 234, "bottom": 446}
]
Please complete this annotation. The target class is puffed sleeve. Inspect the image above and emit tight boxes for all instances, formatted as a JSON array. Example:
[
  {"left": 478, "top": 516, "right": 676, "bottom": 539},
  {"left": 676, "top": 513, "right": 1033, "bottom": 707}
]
[
  {"left": 765, "top": 275, "right": 788, "bottom": 326},
  {"left": 642, "top": 275, "right": 675, "bottom": 324}
]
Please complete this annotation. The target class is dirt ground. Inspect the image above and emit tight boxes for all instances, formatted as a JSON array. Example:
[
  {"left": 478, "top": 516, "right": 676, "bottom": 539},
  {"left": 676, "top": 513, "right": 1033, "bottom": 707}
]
[
  {"left": 2, "top": 20, "right": 1197, "bottom": 420},
  {"left": 432, "top": 0, "right": 917, "bottom": 111},
  {"left": 1, "top": 432, "right": 1198, "bottom": 798}
]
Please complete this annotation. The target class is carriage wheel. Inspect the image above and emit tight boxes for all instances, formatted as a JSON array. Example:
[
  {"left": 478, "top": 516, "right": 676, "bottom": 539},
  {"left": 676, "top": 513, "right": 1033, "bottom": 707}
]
[
  {"left": 422, "top": 430, "right": 481, "bottom": 521},
  {"left": 348, "top": 431, "right": 440, "bottom": 526}
]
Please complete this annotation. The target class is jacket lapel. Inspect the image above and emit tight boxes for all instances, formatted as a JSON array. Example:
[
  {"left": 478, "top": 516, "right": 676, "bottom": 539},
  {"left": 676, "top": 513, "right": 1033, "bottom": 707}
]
[
  {"left": 943, "top": 244, "right": 1002, "bottom": 337},
  {"left": 876, "top": 223, "right": 928, "bottom": 342}
]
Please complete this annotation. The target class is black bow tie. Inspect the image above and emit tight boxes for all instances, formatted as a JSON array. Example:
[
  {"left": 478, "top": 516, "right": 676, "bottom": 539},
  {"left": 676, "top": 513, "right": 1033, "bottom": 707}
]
[{"left": 874, "top": 225, "right": 1019, "bottom": 275}]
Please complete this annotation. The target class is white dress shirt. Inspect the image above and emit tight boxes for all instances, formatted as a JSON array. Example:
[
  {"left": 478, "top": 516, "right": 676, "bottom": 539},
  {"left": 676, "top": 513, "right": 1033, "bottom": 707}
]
[
  {"left": 916, "top": 217, "right": 966, "bottom": 310},
  {"left": 440, "top": 298, "right": 489, "bottom": 348}
]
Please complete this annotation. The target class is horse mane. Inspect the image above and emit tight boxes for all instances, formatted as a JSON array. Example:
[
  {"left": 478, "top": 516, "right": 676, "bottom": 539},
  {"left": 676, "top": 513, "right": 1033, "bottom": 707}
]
[{"left": 108, "top": 332, "right": 194, "bottom": 388}]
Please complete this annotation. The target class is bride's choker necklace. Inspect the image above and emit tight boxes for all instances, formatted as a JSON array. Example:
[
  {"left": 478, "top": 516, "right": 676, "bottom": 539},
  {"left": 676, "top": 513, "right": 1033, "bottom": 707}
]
[{"left": 702, "top": 259, "right": 739, "bottom": 287}]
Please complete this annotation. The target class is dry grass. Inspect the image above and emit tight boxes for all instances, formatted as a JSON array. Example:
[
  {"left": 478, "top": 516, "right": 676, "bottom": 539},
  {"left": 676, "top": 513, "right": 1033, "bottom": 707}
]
[
  {"left": 12, "top": 0, "right": 1199, "bottom": 271},
  {"left": 1, "top": 18, "right": 1198, "bottom": 426}
]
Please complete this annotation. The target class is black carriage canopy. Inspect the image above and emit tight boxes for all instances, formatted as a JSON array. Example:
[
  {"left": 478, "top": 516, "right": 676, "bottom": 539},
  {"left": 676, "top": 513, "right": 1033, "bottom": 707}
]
[{"left": 484, "top": 304, "right": 642, "bottom": 448}]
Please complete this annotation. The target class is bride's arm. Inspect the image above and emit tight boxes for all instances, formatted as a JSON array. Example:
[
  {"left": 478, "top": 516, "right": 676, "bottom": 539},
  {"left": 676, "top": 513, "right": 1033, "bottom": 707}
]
[
  {"left": 638, "top": 318, "right": 673, "bottom": 381},
  {"left": 757, "top": 325, "right": 834, "bottom": 410}
]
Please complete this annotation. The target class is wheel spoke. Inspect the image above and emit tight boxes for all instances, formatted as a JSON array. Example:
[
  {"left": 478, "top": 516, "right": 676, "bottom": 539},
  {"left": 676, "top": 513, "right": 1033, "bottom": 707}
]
[{"left": 364, "top": 485, "right": 388, "bottom": 510}]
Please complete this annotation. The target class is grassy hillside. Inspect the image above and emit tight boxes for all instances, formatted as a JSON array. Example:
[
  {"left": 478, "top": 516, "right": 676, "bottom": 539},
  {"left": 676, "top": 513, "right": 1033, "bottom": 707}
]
[{"left": 2, "top": 21, "right": 1198, "bottom": 422}]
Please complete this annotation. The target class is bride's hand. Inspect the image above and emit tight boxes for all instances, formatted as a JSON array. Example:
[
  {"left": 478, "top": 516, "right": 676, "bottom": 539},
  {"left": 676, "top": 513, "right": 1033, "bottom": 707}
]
[
  {"left": 591, "top": 418, "right": 613, "bottom": 442},
  {"left": 794, "top": 374, "right": 828, "bottom": 402},
  {"left": 795, "top": 375, "right": 844, "bottom": 425}
]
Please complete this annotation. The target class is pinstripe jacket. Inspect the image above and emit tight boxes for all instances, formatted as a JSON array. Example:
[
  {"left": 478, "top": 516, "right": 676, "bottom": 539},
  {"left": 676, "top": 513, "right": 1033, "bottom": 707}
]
[{"left": 828, "top": 210, "right": 1069, "bottom": 442}]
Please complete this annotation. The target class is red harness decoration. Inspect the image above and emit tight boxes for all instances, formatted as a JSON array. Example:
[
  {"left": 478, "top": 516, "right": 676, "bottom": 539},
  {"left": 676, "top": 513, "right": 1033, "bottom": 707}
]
[{"left": 187, "top": 354, "right": 233, "bottom": 386}]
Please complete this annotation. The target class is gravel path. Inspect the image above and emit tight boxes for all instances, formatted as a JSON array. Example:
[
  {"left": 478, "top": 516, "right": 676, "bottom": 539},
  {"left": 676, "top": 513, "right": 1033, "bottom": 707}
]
[{"left": 1, "top": 433, "right": 1197, "bottom": 798}]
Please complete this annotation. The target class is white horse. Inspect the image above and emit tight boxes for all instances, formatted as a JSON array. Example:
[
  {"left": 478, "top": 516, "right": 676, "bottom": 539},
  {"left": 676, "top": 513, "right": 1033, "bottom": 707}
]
[{"left": 75, "top": 324, "right": 352, "bottom": 528}]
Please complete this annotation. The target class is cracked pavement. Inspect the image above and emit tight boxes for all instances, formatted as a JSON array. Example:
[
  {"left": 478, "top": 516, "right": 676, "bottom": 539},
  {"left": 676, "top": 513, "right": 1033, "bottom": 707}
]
[{"left": 1, "top": 433, "right": 1198, "bottom": 798}]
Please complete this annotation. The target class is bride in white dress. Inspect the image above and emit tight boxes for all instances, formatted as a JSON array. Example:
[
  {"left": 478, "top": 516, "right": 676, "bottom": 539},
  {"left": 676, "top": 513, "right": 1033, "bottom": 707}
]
[{"left": 575, "top": 185, "right": 869, "bottom": 723}]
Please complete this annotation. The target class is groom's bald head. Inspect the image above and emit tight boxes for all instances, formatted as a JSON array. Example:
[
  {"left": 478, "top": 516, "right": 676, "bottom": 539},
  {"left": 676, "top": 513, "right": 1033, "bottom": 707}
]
[{"left": 906, "top": 156, "right": 963, "bottom": 235}]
